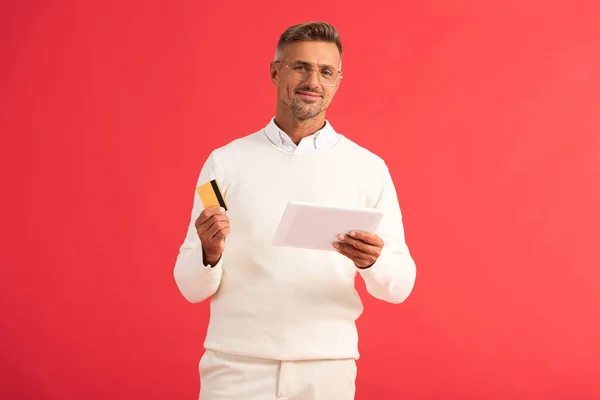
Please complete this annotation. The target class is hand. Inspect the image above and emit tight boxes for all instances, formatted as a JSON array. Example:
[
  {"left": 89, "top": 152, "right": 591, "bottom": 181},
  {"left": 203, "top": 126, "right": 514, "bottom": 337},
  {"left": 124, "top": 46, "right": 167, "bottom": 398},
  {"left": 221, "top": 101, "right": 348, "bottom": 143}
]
[
  {"left": 195, "top": 207, "right": 230, "bottom": 266},
  {"left": 333, "top": 231, "right": 384, "bottom": 269}
]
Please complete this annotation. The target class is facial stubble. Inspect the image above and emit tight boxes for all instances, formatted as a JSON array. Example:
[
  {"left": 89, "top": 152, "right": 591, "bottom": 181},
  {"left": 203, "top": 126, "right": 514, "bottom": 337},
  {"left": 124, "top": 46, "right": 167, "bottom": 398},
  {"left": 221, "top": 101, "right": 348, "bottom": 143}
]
[{"left": 290, "top": 96, "right": 325, "bottom": 121}]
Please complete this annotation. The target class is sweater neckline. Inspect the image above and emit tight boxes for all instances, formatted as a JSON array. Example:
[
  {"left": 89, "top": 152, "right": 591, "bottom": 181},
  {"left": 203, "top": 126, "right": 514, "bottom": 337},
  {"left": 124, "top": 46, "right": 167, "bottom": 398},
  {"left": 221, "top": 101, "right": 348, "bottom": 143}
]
[{"left": 260, "top": 129, "right": 349, "bottom": 157}]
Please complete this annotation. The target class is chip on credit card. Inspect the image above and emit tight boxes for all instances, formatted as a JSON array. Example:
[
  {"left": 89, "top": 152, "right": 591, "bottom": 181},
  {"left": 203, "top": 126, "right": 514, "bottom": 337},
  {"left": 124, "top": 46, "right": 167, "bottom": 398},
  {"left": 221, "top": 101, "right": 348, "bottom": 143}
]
[{"left": 197, "top": 179, "right": 227, "bottom": 210}]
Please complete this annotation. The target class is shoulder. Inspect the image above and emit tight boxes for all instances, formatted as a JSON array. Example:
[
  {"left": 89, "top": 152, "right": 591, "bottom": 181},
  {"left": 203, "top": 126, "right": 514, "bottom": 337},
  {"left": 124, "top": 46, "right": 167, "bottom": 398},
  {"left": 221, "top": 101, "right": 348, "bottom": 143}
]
[
  {"left": 210, "top": 129, "right": 266, "bottom": 161},
  {"left": 338, "top": 135, "right": 389, "bottom": 171}
]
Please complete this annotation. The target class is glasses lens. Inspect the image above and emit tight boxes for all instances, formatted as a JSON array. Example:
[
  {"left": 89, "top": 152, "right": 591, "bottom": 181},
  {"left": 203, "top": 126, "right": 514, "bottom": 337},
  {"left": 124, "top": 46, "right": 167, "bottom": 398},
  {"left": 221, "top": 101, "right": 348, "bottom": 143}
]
[
  {"left": 288, "top": 65, "right": 339, "bottom": 87},
  {"left": 320, "top": 74, "right": 338, "bottom": 87}
]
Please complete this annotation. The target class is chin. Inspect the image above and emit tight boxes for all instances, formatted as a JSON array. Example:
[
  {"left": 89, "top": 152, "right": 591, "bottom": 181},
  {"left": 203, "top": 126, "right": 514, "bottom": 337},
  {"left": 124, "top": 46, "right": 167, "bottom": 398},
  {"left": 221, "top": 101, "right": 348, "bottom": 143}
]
[
  {"left": 295, "top": 111, "right": 323, "bottom": 121},
  {"left": 291, "top": 100, "right": 325, "bottom": 119}
]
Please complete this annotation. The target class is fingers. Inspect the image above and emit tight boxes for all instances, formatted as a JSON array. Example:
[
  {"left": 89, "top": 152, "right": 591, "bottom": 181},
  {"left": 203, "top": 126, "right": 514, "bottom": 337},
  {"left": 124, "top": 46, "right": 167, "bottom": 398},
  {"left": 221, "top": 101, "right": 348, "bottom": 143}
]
[
  {"left": 194, "top": 207, "right": 229, "bottom": 230},
  {"left": 334, "top": 242, "right": 374, "bottom": 268},
  {"left": 195, "top": 207, "right": 227, "bottom": 227},
  {"left": 345, "top": 230, "right": 384, "bottom": 247},
  {"left": 333, "top": 232, "right": 383, "bottom": 268},
  {"left": 334, "top": 241, "right": 370, "bottom": 259},
  {"left": 213, "top": 225, "right": 230, "bottom": 241},
  {"left": 336, "top": 234, "right": 381, "bottom": 254},
  {"left": 195, "top": 207, "right": 230, "bottom": 247},
  {"left": 205, "top": 218, "right": 230, "bottom": 239}
]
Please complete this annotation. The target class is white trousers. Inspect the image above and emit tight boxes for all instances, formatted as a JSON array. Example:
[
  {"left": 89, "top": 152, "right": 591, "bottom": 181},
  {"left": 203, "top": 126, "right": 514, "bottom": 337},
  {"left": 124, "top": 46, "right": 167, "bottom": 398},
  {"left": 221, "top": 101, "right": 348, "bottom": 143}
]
[{"left": 198, "top": 349, "right": 357, "bottom": 400}]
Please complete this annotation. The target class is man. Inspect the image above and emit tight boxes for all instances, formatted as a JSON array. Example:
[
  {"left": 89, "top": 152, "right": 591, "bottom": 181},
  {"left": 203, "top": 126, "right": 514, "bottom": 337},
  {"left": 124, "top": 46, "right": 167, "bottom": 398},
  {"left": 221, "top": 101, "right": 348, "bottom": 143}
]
[{"left": 173, "top": 21, "right": 417, "bottom": 400}]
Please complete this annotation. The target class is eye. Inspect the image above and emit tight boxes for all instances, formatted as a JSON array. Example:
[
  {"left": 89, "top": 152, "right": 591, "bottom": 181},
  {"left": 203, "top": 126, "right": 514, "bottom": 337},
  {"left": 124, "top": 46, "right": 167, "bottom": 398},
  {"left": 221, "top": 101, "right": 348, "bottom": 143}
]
[
  {"left": 321, "top": 69, "right": 334, "bottom": 77},
  {"left": 293, "top": 65, "right": 308, "bottom": 71}
]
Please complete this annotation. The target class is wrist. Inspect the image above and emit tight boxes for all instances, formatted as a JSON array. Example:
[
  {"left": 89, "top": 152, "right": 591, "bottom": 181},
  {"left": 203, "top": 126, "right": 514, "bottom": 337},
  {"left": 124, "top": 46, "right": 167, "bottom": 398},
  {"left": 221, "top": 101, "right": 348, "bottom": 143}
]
[
  {"left": 356, "top": 263, "right": 374, "bottom": 269},
  {"left": 202, "top": 248, "right": 222, "bottom": 267},
  {"left": 356, "top": 259, "right": 377, "bottom": 269}
]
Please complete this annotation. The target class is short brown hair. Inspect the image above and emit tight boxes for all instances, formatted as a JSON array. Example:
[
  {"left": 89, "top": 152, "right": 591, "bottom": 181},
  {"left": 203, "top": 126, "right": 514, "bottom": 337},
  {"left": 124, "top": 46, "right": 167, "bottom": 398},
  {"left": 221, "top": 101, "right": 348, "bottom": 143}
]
[{"left": 275, "top": 21, "right": 343, "bottom": 60}]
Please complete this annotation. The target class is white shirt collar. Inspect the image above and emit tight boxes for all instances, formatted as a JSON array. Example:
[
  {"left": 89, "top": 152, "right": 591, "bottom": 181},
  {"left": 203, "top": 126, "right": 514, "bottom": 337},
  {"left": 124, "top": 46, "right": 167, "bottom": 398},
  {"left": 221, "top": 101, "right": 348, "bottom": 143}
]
[{"left": 263, "top": 117, "right": 341, "bottom": 154}]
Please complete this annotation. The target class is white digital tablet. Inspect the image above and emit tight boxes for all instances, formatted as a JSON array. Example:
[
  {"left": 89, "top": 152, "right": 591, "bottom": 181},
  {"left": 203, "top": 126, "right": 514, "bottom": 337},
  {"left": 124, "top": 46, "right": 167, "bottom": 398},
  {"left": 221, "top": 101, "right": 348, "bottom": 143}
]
[{"left": 272, "top": 200, "right": 384, "bottom": 251}]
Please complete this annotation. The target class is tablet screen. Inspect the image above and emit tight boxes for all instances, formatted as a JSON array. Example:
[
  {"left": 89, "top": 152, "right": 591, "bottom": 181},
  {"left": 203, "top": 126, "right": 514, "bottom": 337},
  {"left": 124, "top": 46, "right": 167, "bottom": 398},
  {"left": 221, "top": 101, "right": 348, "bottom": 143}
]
[{"left": 272, "top": 201, "right": 384, "bottom": 251}]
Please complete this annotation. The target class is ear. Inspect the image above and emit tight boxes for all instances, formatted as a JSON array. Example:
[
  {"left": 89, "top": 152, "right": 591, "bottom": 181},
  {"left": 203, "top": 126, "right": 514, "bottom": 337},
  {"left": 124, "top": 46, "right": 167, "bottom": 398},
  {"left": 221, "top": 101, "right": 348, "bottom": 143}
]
[{"left": 270, "top": 62, "right": 279, "bottom": 86}]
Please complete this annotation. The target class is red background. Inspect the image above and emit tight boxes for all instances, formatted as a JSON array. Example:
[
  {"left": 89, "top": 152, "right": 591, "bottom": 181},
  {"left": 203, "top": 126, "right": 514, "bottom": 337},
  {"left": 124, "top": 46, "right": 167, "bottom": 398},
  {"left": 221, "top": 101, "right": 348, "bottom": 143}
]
[{"left": 1, "top": 1, "right": 599, "bottom": 399}]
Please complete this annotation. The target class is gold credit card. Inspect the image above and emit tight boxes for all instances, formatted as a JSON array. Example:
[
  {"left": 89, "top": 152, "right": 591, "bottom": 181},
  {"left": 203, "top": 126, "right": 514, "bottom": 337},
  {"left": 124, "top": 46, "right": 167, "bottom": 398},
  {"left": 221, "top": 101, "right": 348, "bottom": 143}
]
[{"left": 197, "top": 179, "right": 227, "bottom": 210}]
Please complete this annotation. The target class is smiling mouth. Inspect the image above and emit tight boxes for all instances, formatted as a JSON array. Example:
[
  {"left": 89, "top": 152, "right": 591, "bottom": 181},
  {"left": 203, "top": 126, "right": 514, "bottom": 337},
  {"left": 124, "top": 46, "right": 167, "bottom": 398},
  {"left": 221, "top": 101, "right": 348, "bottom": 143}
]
[{"left": 295, "top": 91, "right": 321, "bottom": 101}]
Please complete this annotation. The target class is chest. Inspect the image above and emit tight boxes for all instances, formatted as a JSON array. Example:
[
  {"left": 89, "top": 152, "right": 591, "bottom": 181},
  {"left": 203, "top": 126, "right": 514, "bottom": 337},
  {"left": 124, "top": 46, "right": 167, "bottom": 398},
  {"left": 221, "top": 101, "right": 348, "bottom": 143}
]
[{"left": 221, "top": 157, "right": 379, "bottom": 239}]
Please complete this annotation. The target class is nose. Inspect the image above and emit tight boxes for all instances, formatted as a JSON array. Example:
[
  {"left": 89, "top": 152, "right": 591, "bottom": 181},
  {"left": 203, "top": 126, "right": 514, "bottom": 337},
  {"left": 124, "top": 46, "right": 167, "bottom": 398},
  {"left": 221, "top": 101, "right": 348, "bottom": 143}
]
[{"left": 304, "top": 69, "right": 321, "bottom": 88}]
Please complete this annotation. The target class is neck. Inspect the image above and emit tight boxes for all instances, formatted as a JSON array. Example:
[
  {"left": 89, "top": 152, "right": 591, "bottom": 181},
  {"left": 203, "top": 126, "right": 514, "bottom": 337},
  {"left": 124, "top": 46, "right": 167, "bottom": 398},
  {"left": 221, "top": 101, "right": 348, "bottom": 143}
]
[{"left": 274, "top": 109, "right": 326, "bottom": 145}]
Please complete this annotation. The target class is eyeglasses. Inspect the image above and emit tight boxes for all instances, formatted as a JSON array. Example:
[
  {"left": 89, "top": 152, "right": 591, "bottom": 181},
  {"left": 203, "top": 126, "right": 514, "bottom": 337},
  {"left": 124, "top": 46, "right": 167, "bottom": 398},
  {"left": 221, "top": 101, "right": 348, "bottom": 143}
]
[{"left": 275, "top": 61, "right": 342, "bottom": 87}]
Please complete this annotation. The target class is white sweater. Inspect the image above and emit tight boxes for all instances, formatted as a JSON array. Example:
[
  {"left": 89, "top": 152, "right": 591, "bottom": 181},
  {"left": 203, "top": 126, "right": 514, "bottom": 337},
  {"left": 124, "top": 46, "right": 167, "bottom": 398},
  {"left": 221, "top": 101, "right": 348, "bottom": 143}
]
[{"left": 173, "top": 122, "right": 417, "bottom": 361}]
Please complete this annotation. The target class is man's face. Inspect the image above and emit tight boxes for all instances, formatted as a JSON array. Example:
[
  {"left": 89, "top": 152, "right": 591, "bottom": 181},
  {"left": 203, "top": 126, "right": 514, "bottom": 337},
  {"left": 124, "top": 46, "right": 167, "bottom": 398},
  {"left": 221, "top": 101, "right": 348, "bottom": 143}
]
[{"left": 271, "top": 41, "right": 342, "bottom": 121}]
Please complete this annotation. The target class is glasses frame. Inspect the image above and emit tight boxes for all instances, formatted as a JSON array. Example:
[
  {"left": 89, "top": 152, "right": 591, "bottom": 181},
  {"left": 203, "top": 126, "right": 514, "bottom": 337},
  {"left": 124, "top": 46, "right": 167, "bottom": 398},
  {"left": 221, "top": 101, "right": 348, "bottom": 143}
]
[{"left": 274, "top": 60, "right": 343, "bottom": 87}]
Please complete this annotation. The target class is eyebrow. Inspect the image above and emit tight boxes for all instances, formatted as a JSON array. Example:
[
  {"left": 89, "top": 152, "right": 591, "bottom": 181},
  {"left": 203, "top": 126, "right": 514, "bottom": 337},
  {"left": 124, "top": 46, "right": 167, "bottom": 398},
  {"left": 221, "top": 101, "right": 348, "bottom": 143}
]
[{"left": 292, "top": 60, "right": 337, "bottom": 70}]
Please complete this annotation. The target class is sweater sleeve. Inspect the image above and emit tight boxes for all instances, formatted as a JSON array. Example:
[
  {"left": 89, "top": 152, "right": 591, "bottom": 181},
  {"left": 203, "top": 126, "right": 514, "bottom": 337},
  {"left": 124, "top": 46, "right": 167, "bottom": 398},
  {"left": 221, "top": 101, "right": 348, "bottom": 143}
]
[
  {"left": 173, "top": 151, "right": 224, "bottom": 303},
  {"left": 358, "top": 163, "right": 417, "bottom": 304}
]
